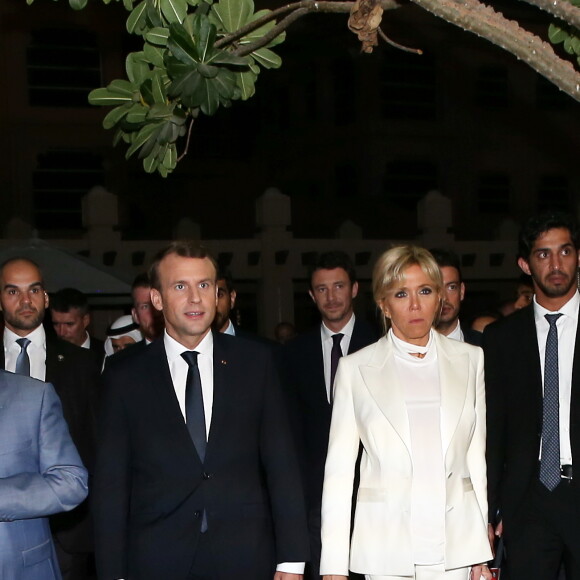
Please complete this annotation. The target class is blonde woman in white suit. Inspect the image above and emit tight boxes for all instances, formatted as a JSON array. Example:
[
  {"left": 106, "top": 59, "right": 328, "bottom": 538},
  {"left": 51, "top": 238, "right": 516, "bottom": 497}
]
[{"left": 320, "top": 246, "right": 492, "bottom": 580}]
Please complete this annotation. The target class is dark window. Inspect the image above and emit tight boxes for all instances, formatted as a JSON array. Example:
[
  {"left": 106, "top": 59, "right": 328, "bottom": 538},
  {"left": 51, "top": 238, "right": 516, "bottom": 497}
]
[
  {"left": 383, "top": 160, "right": 438, "bottom": 210},
  {"left": 335, "top": 163, "right": 358, "bottom": 198},
  {"left": 380, "top": 51, "right": 437, "bottom": 120},
  {"left": 33, "top": 150, "right": 104, "bottom": 230},
  {"left": 536, "top": 76, "right": 573, "bottom": 111},
  {"left": 476, "top": 66, "right": 509, "bottom": 108},
  {"left": 27, "top": 28, "right": 101, "bottom": 107},
  {"left": 477, "top": 172, "right": 510, "bottom": 213},
  {"left": 332, "top": 56, "right": 356, "bottom": 125},
  {"left": 538, "top": 174, "right": 570, "bottom": 212}
]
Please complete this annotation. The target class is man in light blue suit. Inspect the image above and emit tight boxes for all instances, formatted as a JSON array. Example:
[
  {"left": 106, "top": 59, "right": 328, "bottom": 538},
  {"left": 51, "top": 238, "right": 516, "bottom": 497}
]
[{"left": 0, "top": 369, "right": 88, "bottom": 580}]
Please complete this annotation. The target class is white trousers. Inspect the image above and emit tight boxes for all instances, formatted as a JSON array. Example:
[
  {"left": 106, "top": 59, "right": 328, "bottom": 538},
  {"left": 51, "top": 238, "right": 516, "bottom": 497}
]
[{"left": 366, "top": 562, "right": 470, "bottom": 580}]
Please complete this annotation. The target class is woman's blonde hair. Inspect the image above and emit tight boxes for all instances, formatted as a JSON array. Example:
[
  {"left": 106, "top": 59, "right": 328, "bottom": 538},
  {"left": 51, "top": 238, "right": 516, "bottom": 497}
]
[{"left": 372, "top": 245, "right": 443, "bottom": 334}]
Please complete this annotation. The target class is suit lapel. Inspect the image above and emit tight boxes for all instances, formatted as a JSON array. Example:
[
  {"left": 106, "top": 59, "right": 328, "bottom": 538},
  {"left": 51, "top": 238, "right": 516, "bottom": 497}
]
[
  {"left": 360, "top": 337, "right": 412, "bottom": 456},
  {"left": 436, "top": 333, "right": 469, "bottom": 455},
  {"left": 206, "top": 332, "right": 228, "bottom": 460}
]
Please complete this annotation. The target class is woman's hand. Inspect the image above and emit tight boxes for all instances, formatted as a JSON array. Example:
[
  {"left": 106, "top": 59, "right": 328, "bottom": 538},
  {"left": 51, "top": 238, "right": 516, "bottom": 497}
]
[
  {"left": 322, "top": 576, "right": 348, "bottom": 580},
  {"left": 471, "top": 564, "right": 493, "bottom": 580}
]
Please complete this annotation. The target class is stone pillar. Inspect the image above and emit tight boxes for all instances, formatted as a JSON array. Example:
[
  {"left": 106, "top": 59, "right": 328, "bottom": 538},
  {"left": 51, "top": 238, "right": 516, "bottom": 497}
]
[
  {"left": 417, "top": 190, "right": 454, "bottom": 248},
  {"left": 82, "top": 186, "right": 121, "bottom": 256},
  {"left": 255, "top": 188, "right": 294, "bottom": 338}
]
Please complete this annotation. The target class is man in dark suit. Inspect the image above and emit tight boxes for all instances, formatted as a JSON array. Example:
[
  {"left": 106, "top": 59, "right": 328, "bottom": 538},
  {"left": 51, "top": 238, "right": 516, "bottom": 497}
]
[
  {"left": 430, "top": 248, "right": 482, "bottom": 346},
  {"left": 483, "top": 211, "right": 580, "bottom": 580},
  {"left": 282, "top": 251, "right": 377, "bottom": 580},
  {"left": 93, "top": 241, "right": 309, "bottom": 580},
  {"left": 0, "top": 258, "right": 101, "bottom": 580},
  {"left": 50, "top": 287, "right": 105, "bottom": 361}
]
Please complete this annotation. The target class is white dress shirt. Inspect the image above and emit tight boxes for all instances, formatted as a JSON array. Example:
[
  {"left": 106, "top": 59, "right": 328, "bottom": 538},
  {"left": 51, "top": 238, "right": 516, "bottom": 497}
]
[
  {"left": 4, "top": 325, "right": 47, "bottom": 381},
  {"left": 392, "top": 330, "right": 445, "bottom": 565},
  {"left": 163, "top": 329, "right": 304, "bottom": 574},
  {"left": 321, "top": 313, "right": 355, "bottom": 403},
  {"left": 534, "top": 291, "right": 579, "bottom": 465},
  {"left": 446, "top": 319, "right": 465, "bottom": 342},
  {"left": 81, "top": 333, "right": 91, "bottom": 349}
]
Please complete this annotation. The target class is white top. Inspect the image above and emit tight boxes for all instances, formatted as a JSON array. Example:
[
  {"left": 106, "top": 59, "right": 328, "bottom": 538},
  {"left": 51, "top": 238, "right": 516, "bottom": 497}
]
[
  {"left": 4, "top": 325, "right": 47, "bottom": 381},
  {"left": 392, "top": 330, "right": 445, "bottom": 565},
  {"left": 223, "top": 319, "right": 236, "bottom": 336},
  {"left": 321, "top": 313, "right": 355, "bottom": 403},
  {"left": 163, "top": 329, "right": 303, "bottom": 575},
  {"left": 534, "top": 291, "right": 579, "bottom": 465}
]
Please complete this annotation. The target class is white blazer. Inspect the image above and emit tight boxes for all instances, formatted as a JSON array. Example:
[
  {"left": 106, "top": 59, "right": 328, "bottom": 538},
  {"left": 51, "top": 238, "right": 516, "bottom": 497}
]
[{"left": 320, "top": 331, "right": 492, "bottom": 576}]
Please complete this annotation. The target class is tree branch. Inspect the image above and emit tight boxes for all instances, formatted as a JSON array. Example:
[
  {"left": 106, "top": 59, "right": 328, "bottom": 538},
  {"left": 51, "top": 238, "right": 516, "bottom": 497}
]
[
  {"left": 519, "top": 0, "right": 580, "bottom": 30},
  {"left": 410, "top": 0, "right": 580, "bottom": 101},
  {"left": 216, "top": 0, "right": 402, "bottom": 49}
]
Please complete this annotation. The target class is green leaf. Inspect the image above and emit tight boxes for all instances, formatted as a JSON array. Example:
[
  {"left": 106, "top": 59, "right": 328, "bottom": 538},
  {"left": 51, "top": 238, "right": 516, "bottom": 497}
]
[
  {"left": 126, "top": 106, "right": 149, "bottom": 123},
  {"left": 146, "top": 27, "right": 170, "bottom": 46},
  {"left": 146, "top": 0, "right": 164, "bottom": 28},
  {"left": 241, "top": 9, "right": 285, "bottom": 47},
  {"left": 147, "top": 103, "right": 175, "bottom": 119},
  {"left": 209, "top": 50, "right": 249, "bottom": 67},
  {"left": 571, "top": 35, "right": 580, "bottom": 55},
  {"left": 235, "top": 69, "right": 256, "bottom": 100},
  {"left": 251, "top": 47, "right": 281, "bottom": 69},
  {"left": 127, "top": 0, "right": 148, "bottom": 34},
  {"left": 563, "top": 34, "right": 575, "bottom": 54},
  {"left": 123, "top": 0, "right": 134, "bottom": 10},
  {"left": 162, "top": 144, "right": 177, "bottom": 170},
  {"left": 548, "top": 23, "right": 568, "bottom": 45},
  {"left": 168, "top": 22, "right": 199, "bottom": 64},
  {"left": 126, "top": 123, "right": 159, "bottom": 158},
  {"left": 88, "top": 87, "right": 134, "bottom": 106},
  {"left": 126, "top": 53, "right": 151, "bottom": 84},
  {"left": 69, "top": 0, "right": 88, "bottom": 10},
  {"left": 194, "top": 15, "right": 217, "bottom": 63},
  {"left": 151, "top": 70, "right": 168, "bottom": 102},
  {"left": 198, "top": 63, "right": 219, "bottom": 78},
  {"left": 211, "top": 0, "right": 253, "bottom": 33},
  {"left": 144, "top": 43, "right": 166, "bottom": 68},
  {"left": 160, "top": 0, "right": 188, "bottom": 24},
  {"left": 143, "top": 151, "right": 160, "bottom": 173},
  {"left": 103, "top": 103, "right": 133, "bottom": 129},
  {"left": 109, "top": 79, "right": 138, "bottom": 97}
]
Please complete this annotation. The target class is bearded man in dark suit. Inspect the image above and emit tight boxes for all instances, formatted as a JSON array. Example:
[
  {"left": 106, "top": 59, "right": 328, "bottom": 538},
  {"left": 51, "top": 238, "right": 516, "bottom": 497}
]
[
  {"left": 484, "top": 211, "right": 580, "bottom": 580},
  {"left": 0, "top": 258, "right": 100, "bottom": 580}
]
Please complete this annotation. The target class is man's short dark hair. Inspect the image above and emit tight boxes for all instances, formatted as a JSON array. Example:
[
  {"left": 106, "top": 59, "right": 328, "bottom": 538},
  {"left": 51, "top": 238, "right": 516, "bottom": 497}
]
[
  {"left": 216, "top": 269, "right": 235, "bottom": 293},
  {"left": 518, "top": 211, "right": 580, "bottom": 260},
  {"left": 309, "top": 251, "right": 356, "bottom": 288},
  {"left": 132, "top": 272, "right": 151, "bottom": 292},
  {"left": 429, "top": 248, "right": 463, "bottom": 283},
  {"left": 50, "top": 288, "right": 89, "bottom": 315},
  {"left": 149, "top": 241, "right": 218, "bottom": 290}
]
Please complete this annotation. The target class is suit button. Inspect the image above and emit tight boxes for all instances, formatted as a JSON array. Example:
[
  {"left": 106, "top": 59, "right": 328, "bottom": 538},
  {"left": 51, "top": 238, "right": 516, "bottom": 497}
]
[
  {"left": 194, "top": 511, "right": 201, "bottom": 518},
  {"left": 202, "top": 472, "right": 212, "bottom": 480}
]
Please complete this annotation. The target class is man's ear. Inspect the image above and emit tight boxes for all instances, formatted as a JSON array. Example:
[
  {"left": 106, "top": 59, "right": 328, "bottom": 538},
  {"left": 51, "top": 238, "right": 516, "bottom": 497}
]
[
  {"left": 44, "top": 291, "right": 49, "bottom": 309},
  {"left": 351, "top": 281, "right": 359, "bottom": 299},
  {"left": 82, "top": 313, "right": 91, "bottom": 331},
  {"left": 150, "top": 288, "right": 163, "bottom": 312},
  {"left": 308, "top": 289, "right": 315, "bottom": 303},
  {"left": 460, "top": 282, "right": 466, "bottom": 302},
  {"left": 517, "top": 257, "right": 532, "bottom": 276},
  {"left": 230, "top": 289, "right": 237, "bottom": 309}
]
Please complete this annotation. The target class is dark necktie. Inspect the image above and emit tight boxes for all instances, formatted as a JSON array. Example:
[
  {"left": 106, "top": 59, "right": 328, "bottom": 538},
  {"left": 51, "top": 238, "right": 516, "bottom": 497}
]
[
  {"left": 329, "top": 333, "right": 344, "bottom": 405},
  {"left": 181, "top": 350, "right": 208, "bottom": 533},
  {"left": 539, "top": 313, "right": 562, "bottom": 491},
  {"left": 181, "top": 351, "right": 207, "bottom": 463},
  {"left": 15, "top": 338, "right": 31, "bottom": 376}
]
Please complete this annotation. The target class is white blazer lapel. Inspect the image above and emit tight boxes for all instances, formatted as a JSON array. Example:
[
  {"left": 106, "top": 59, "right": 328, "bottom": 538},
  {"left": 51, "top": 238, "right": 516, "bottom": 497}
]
[
  {"left": 436, "top": 333, "right": 469, "bottom": 455},
  {"left": 359, "top": 336, "right": 412, "bottom": 456}
]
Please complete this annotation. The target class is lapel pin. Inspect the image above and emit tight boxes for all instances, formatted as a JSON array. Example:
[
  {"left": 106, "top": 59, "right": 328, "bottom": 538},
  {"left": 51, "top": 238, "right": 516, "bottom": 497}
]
[
  {"left": 221, "top": 360, "right": 227, "bottom": 365},
  {"left": 57, "top": 354, "right": 65, "bottom": 362}
]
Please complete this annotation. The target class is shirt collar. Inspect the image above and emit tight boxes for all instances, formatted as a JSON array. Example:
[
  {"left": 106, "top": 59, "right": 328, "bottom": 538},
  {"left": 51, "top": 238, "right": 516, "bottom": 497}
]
[
  {"left": 81, "top": 332, "right": 90, "bottom": 349},
  {"left": 533, "top": 291, "right": 579, "bottom": 324},
  {"left": 446, "top": 319, "right": 464, "bottom": 342},
  {"left": 223, "top": 319, "right": 236, "bottom": 336},
  {"left": 321, "top": 313, "right": 355, "bottom": 341},
  {"left": 164, "top": 328, "right": 214, "bottom": 362},
  {"left": 4, "top": 324, "right": 46, "bottom": 349}
]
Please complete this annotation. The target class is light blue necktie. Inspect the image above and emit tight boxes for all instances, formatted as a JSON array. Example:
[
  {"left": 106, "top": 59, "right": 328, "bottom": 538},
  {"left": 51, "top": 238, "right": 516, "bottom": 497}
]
[
  {"left": 539, "top": 313, "right": 562, "bottom": 491},
  {"left": 15, "top": 338, "right": 31, "bottom": 377}
]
